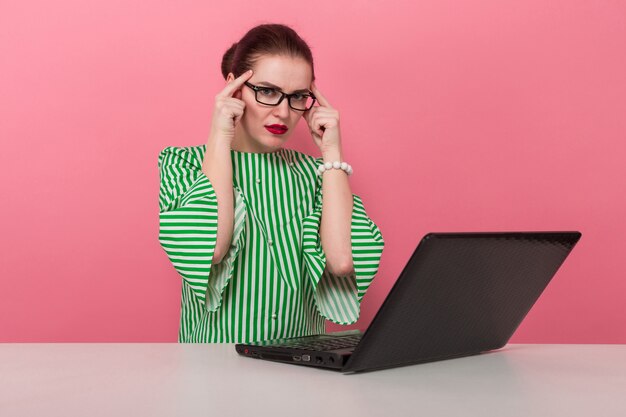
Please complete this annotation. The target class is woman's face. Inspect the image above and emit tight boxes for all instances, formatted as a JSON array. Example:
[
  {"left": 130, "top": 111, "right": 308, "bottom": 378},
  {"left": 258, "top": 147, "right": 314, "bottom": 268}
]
[{"left": 227, "top": 54, "right": 313, "bottom": 153}]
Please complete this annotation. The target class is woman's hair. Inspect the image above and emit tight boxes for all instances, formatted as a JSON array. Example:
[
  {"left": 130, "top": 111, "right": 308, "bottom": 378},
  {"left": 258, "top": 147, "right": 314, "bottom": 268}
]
[{"left": 220, "top": 23, "right": 315, "bottom": 82}]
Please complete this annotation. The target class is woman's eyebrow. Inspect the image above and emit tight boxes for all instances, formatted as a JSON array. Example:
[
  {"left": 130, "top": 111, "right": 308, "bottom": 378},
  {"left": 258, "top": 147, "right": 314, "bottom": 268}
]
[{"left": 257, "top": 81, "right": 310, "bottom": 93}]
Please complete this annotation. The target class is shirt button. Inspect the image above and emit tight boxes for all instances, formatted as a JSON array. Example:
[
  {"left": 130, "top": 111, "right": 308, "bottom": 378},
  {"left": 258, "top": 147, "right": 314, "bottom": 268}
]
[
  {"left": 256, "top": 178, "right": 261, "bottom": 184},
  {"left": 268, "top": 239, "right": 273, "bottom": 245},
  {"left": 289, "top": 162, "right": 294, "bottom": 166},
  {"left": 272, "top": 313, "right": 277, "bottom": 319}
]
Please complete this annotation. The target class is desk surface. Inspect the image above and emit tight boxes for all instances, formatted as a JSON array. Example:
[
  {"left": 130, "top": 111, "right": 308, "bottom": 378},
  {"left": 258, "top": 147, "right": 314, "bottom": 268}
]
[{"left": 1, "top": 344, "right": 625, "bottom": 417}]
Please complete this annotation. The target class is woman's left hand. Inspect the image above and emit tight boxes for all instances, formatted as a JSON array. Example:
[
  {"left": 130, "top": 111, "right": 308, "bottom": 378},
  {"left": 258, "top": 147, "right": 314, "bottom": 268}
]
[{"left": 303, "top": 82, "right": 342, "bottom": 153}]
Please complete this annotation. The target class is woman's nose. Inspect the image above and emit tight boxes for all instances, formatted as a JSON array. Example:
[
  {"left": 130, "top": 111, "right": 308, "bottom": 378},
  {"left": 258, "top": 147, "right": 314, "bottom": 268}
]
[{"left": 273, "top": 98, "right": 290, "bottom": 118}]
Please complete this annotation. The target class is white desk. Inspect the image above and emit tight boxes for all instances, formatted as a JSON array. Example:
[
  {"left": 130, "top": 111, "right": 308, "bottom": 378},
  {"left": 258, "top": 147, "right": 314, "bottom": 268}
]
[{"left": 1, "top": 344, "right": 624, "bottom": 416}]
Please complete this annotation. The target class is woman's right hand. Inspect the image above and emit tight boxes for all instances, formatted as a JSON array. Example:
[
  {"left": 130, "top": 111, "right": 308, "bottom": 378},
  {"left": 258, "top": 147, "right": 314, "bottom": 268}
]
[{"left": 209, "top": 69, "right": 254, "bottom": 141}]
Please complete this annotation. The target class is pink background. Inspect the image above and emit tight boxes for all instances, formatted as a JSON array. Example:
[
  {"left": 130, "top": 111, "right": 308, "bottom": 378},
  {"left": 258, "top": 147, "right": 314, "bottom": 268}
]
[{"left": 1, "top": 1, "right": 624, "bottom": 343}]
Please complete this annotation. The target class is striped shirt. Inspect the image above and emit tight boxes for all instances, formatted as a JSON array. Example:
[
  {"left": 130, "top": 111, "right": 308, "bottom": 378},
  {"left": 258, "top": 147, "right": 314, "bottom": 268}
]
[{"left": 158, "top": 145, "right": 385, "bottom": 343}]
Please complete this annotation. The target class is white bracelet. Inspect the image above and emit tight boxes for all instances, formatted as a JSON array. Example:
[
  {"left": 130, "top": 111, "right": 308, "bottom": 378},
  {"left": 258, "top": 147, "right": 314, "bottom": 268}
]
[{"left": 317, "top": 160, "right": 353, "bottom": 176}]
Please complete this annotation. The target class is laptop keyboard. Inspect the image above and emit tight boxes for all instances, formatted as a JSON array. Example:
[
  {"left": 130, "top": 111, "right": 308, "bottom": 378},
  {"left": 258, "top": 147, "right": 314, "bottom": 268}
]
[{"left": 271, "top": 334, "right": 362, "bottom": 351}]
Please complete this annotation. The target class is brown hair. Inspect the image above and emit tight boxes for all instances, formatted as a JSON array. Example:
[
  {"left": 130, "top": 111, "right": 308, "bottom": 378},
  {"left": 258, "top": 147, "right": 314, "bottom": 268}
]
[{"left": 220, "top": 23, "right": 315, "bottom": 82}]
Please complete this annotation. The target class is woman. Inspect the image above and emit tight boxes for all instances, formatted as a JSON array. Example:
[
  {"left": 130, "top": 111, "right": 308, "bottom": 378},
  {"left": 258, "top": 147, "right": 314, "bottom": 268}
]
[{"left": 158, "top": 23, "right": 384, "bottom": 343}]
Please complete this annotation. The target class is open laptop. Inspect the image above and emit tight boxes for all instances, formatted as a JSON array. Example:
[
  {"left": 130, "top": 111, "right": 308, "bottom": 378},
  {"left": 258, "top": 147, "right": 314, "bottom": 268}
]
[{"left": 235, "top": 231, "right": 582, "bottom": 374}]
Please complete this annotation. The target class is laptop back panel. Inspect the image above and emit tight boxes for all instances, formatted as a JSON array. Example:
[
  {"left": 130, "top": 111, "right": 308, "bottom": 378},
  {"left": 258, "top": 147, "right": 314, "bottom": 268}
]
[{"left": 342, "top": 231, "right": 581, "bottom": 373}]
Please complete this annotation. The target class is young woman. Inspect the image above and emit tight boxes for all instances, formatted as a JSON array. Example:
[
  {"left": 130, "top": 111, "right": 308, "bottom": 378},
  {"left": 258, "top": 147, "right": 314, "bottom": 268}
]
[{"left": 158, "top": 23, "right": 385, "bottom": 343}]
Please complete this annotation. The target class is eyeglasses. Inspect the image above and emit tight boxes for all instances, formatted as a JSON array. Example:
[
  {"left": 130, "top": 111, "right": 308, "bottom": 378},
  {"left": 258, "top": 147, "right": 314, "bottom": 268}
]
[{"left": 243, "top": 81, "right": 317, "bottom": 111}]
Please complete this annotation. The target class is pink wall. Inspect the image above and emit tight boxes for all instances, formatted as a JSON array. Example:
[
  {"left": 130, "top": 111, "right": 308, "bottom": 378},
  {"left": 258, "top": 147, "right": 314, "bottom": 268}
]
[{"left": 1, "top": 1, "right": 624, "bottom": 343}]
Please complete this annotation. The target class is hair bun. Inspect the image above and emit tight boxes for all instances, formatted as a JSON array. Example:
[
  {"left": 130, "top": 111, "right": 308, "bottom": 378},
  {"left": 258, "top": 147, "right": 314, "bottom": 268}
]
[
  {"left": 220, "top": 24, "right": 315, "bottom": 82},
  {"left": 220, "top": 42, "right": 239, "bottom": 79}
]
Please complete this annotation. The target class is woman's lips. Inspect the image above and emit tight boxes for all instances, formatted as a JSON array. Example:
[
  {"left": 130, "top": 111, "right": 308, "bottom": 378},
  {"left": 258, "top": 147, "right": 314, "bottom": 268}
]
[{"left": 265, "top": 125, "right": 288, "bottom": 135}]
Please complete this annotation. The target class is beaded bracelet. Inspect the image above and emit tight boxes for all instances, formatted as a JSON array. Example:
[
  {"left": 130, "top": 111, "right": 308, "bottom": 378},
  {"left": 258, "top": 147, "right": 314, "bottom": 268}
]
[{"left": 317, "top": 160, "right": 353, "bottom": 176}]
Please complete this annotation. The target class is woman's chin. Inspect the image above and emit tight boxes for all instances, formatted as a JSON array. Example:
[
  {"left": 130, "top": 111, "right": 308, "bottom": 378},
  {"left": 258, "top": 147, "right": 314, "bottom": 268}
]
[{"left": 263, "top": 132, "right": 289, "bottom": 144}]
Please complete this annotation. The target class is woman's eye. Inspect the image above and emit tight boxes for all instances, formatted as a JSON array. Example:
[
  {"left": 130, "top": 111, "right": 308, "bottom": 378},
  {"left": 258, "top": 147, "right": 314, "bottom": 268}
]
[
  {"left": 260, "top": 88, "right": 275, "bottom": 95},
  {"left": 293, "top": 94, "right": 304, "bottom": 100}
]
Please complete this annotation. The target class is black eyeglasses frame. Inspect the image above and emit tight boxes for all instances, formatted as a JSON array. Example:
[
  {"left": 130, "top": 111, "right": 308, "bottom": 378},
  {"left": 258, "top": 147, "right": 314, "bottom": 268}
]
[{"left": 243, "top": 81, "right": 317, "bottom": 111}]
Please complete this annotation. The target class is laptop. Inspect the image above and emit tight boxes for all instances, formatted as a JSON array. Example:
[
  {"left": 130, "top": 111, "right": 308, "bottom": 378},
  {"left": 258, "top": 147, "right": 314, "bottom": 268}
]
[{"left": 235, "top": 231, "right": 582, "bottom": 374}]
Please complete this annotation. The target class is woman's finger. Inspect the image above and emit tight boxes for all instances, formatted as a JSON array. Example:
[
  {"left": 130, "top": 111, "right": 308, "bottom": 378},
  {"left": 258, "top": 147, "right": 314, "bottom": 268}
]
[
  {"left": 303, "top": 105, "right": 318, "bottom": 126},
  {"left": 310, "top": 82, "right": 331, "bottom": 108},
  {"left": 220, "top": 70, "right": 254, "bottom": 98}
]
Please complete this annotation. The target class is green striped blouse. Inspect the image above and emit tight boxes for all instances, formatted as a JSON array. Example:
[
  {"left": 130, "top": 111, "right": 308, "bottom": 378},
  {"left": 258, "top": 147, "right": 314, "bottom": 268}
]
[{"left": 158, "top": 145, "right": 385, "bottom": 343}]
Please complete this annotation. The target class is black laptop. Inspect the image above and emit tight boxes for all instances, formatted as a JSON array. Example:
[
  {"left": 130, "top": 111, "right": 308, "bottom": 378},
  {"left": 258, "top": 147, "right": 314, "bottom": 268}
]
[{"left": 235, "top": 231, "right": 582, "bottom": 374}]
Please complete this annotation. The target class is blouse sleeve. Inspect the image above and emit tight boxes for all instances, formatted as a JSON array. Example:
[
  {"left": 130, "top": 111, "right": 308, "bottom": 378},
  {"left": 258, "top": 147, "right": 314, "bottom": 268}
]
[
  {"left": 301, "top": 158, "right": 385, "bottom": 325},
  {"left": 158, "top": 146, "right": 247, "bottom": 313}
]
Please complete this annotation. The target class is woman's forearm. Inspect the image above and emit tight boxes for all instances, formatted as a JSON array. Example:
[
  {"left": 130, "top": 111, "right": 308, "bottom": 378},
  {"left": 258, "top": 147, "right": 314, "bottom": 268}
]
[
  {"left": 202, "top": 135, "right": 234, "bottom": 265},
  {"left": 319, "top": 146, "right": 354, "bottom": 276}
]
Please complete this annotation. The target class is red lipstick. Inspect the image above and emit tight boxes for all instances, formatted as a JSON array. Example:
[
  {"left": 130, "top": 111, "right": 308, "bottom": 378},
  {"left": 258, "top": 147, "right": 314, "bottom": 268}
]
[{"left": 265, "top": 124, "right": 288, "bottom": 135}]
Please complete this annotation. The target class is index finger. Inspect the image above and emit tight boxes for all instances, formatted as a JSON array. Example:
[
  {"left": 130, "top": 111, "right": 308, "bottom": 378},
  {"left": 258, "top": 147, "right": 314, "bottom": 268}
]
[
  {"left": 310, "top": 82, "right": 331, "bottom": 107},
  {"left": 220, "top": 69, "right": 254, "bottom": 98}
]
